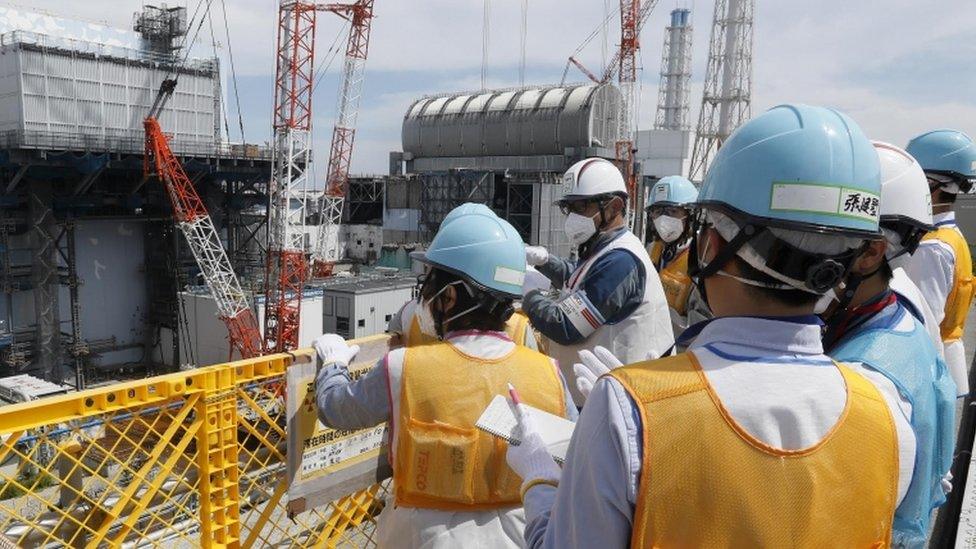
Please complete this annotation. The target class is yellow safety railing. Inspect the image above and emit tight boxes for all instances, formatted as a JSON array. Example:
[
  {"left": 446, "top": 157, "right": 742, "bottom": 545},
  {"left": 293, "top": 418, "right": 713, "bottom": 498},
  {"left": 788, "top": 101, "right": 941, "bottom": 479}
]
[{"left": 0, "top": 342, "right": 390, "bottom": 548}]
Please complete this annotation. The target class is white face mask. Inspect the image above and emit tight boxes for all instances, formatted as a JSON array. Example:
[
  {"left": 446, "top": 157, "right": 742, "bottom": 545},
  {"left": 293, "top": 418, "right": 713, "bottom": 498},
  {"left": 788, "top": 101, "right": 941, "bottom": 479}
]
[
  {"left": 564, "top": 211, "right": 598, "bottom": 246},
  {"left": 415, "top": 297, "right": 439, "bottom": 337},
  {"left": 813, "top": 288, "right": 839, "bottom": 315},
  {"left": 653, "top": 215, "right": 685, "bottom": 243},
  {"left": 415, "top": 281, "right": 481, "bottom": 337}
]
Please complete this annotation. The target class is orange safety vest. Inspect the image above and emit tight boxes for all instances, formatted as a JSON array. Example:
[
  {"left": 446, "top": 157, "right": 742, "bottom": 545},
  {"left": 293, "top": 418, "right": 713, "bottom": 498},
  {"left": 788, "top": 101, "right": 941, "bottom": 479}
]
[
  {"left": 923, "top": 225, "right": 975, "bottom": 341},
  {"left": 395, "top": 342, "right": 566, "bottom": 510},
  {"left": 609, "top": 353, "right": 898, "bottom": 548},
  {"left": 405, "top": 309, "right": 531, "bottom": 347},
  {"left": 649, "top": 241, "right": 693, "bottom": 316}
]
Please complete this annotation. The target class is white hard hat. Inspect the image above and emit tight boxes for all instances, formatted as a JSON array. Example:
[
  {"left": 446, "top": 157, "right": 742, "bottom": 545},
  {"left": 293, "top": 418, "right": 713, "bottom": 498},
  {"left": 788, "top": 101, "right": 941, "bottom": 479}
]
[
  {"left": 874, "top": 141, "right": 933, "bottom": 227},
  {"left": 560, "top": 158, "right": 627, "bottom": 202},
  {"left": 873, "top": 140, "right": 934, "bottom": 262}
]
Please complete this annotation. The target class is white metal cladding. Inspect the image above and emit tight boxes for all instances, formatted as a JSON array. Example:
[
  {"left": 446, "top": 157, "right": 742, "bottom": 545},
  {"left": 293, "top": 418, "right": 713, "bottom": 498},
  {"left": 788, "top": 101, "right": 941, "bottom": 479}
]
[
  {"left": 402, "top": 83, "right": 622, "bottom": 158},
  {"left": 0, "top": 7, "right": 142, "bottom": 50},
  {"left": 0, "top": 40, "right": 218, "bottom": 143}
]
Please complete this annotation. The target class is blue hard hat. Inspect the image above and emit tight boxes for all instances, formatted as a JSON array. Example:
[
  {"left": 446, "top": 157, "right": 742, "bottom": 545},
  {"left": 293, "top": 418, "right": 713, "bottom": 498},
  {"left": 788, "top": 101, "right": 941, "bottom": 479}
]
[
  {"left": 440, "top": 202, "right": 496, "bottom": 227},
  {"left": 698, "top": 104, "right": 882, "bottom": 237},
  {"left": 648, "top": 175, "right": 698, "bottom": 207},
  {"left": 412, "top": 205, "right": 526, "bottom": 298},
  {"left": 905, "top": 129, "right": 976, "bottom": 191}
]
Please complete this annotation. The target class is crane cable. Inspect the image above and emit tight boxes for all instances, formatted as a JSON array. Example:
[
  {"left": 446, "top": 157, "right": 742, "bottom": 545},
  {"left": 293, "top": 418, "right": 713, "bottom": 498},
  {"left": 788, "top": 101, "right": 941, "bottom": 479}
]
[
  {"left": 219, "top": 0, "right": 246, "bottom": 143},
  {"left": 560, "top": 5, "right": 619, "bottom": 85},
  {"left": 165, "top": 0, "right": 215, "bottom": 85},
  {"left": 206, "top": 10, "right": 232, "bottom": 141},
  {"left": 311, "top": 20, "right": 353, "bottom": 96}
]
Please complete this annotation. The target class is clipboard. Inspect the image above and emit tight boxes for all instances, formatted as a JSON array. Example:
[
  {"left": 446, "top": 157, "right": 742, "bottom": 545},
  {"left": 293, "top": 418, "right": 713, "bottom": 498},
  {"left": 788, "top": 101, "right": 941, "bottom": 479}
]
[{"left": 475, "top": 394, "right": 575, "bottom": 464}]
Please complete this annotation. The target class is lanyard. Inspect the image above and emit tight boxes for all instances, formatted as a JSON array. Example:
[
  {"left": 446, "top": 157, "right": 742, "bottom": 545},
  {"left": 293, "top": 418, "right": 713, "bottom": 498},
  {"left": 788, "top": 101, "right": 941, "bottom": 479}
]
[{"left": 823, "top": 290, "right": 897, "bottom": 351}]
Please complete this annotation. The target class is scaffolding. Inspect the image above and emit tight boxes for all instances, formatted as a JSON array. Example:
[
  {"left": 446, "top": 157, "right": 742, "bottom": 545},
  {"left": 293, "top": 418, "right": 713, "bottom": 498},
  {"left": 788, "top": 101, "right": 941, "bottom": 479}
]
[
  {"left": 688, "top": 0, "right": 755, "bottom": 181},
  {"left": 132, "top": 4, "right": 188, "bottom": 57}
]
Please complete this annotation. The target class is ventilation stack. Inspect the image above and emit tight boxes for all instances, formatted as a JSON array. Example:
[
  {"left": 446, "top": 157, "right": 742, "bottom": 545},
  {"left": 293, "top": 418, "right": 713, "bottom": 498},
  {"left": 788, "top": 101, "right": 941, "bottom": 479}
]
[{"left": 654, "top": 8, "right": 693, "bottom": 131}]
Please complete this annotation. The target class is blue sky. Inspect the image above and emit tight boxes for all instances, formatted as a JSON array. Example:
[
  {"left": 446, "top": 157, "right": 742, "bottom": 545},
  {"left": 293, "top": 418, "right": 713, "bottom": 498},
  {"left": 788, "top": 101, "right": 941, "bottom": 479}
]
[{"left": 8, "top": 0, "right": 976, "bottom": 185}]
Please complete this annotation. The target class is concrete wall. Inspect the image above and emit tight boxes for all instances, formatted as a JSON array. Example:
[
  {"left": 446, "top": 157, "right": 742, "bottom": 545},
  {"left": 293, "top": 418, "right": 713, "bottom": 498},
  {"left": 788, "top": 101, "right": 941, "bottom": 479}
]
[
  {"left": 322, "top": 286, "right": 414, "bottom": 339},
  {"left": 182, "top": 290, "right": 324, "bottom": 367},
  {"left": 0, "top": 219, "right": 148, "bottom": 369},
  {"left": 341, "top": 225, "right": 383, "bottom": 263},
  {"left": 636, "top": 129, "right": 693, "bottom": 179},
  {"left": 75, "top": 219, "right": 148, "bottom": 366}
]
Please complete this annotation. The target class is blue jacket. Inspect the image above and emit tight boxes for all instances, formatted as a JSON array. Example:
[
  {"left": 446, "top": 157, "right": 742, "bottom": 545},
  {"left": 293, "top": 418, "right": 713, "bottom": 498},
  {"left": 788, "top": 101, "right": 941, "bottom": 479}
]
[
  {"left": 523, "top": 228, "right": 647, "bottom": 345},
  {"left": 830, "top": 301, "right": 956, "bottom": 548}
]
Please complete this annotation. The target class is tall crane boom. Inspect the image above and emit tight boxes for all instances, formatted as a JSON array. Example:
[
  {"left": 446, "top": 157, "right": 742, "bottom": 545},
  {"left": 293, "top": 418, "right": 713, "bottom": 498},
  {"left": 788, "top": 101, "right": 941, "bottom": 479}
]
[
  {"left": 144, "top": 85, "right": 264, "bottom": 360},
  {"left": 265, "top": 1, "right": 318, "bottom": 353},
  {"left": 312, "top": 0, "right": 375, "bottom": 277},
  {"left": 616, "top": 0, "right": 640, "bottom": 218}
]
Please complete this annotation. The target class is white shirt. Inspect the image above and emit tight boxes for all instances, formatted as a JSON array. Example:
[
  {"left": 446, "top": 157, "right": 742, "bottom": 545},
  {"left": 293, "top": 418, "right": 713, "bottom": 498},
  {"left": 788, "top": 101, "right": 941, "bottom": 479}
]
[
  {"left": 904, "top": 211, "right": 957, "bottom": 330},
  {"left": 891, "top": 266, "right": 945, "bottom": 359},
  {"left": 904, "top": 211, "right": 969, "bottom": 394}
]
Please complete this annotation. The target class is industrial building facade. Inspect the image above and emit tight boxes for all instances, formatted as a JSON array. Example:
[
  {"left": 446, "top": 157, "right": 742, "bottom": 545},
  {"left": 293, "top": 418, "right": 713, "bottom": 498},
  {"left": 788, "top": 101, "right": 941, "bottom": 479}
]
[{"left": 0, "top": 7, "right": 272, "bottom": 386}]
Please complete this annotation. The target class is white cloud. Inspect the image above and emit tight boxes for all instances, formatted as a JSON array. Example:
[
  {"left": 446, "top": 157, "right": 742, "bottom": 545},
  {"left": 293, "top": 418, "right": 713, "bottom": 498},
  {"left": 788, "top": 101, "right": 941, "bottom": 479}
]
[{"left": 9, "top": 0, "right": 976, "bottom": 173}]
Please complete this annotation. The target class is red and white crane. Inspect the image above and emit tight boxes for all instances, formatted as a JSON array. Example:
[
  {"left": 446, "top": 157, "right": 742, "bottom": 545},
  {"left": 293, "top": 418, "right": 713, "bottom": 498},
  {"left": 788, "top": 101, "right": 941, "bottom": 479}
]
[
  {"left": 264, "top": 0, "right": 375, "bottom": 352},
  {"left": 265, "top": 1, "right": 317, "bottom": 353},
  {"left": 144, "top": 81, "right": 265, "bottom": 360},
  {"left": 565, "top": 1, "right": 661, "bottom": 218},
  {"left": 312, "top": 0, "right": 375, "bottom": 278}
]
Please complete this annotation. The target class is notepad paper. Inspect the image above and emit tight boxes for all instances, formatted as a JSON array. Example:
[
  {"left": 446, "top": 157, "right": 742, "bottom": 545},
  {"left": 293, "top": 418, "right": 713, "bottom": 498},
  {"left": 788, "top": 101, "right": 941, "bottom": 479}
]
[{"left": 475, "top": 394, "right": 575, "bottom": 464}]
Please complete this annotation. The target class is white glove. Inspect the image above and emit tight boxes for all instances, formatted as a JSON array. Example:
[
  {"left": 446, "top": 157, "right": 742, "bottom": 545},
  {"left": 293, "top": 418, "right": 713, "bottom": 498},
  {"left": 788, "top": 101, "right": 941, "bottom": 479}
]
[
  {"left": 522, "top": 265, "right": 552, "bottom": 295},
  {"left": 506, "top": 403, "right": 561, "bottom": 492},
  {"left": 312, "top": 334, "right": 360, "bottom": 367},
  {"left": 573, "top": 346, "right": 658, "bottom": 400},
  {"left": 525, "top": 246, "right": 549, "bottom": 267}
]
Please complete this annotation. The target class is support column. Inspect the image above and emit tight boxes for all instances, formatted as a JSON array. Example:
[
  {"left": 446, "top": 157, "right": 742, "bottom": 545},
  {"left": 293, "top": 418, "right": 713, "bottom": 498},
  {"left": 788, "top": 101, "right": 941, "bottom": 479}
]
[
  {"left": 29, "top": 180, "right": 63, "bottom": 381},
  {"left": 65, "top": 221, "right": 85, "bottom": 389}
]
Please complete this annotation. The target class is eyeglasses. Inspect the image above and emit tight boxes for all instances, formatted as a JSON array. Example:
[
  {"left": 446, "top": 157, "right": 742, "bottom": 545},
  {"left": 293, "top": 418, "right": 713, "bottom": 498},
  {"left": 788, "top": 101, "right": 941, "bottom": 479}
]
[
  {"left": 558, "top": 200, "right": 594, "bottom": 216},
  {"left": 648, "top": 205, "right": 687, "bottom": 220}
]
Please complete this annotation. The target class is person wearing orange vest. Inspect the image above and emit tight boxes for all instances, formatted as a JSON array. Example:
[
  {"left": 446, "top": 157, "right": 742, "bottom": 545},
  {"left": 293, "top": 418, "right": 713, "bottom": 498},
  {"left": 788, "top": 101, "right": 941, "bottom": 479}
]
[
  {"left": 645, "top": 175, "right": 708, "bottom": 337},
  {"left": 388, "top": 202, "right": 542, "bottom": 350},
  {"left": 314, "top": 206, "right": 576, "bottom": 548},
  {"left": 394, "top": 296, "right": 538, "bottom": 349},
  {"left": 904, "top": 130, "right": 976, "bottom": 396},
  {"left": 506, "top": 105, "right": 916, "bottom": 547}
]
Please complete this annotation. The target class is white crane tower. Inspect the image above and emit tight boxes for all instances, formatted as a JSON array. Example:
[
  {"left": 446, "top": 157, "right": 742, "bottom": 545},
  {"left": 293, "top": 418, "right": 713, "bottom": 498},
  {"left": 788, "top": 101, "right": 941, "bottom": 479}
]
[{"left": 688, "top": 0, "right": 754, "bottom": 181}]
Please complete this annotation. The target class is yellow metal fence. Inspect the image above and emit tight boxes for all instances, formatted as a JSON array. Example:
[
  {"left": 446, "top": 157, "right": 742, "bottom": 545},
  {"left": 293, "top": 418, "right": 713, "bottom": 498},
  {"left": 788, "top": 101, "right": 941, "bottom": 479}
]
[{"left": 0, "top": 348, "right": 384, "bottom": 548}]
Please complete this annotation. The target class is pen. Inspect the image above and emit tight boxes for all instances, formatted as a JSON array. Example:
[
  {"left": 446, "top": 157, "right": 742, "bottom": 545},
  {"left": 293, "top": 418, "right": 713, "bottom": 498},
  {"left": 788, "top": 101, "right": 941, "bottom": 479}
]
[{"left": 507, "top": 382, "right": 522, "bottom": 406}]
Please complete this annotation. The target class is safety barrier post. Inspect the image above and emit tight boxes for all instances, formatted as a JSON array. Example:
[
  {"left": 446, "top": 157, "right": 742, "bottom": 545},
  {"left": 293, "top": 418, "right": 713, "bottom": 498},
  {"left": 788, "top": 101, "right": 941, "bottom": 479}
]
[
  {"left": 195, "top": 367, "right": 242, "bottom": 548},
  {"left": 56, "top": 439, "right": 85, "bottom": 548}
]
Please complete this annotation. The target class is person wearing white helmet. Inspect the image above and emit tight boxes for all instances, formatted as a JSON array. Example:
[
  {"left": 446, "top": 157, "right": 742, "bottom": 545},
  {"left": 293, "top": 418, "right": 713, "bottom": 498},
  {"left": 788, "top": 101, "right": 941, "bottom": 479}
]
[
  {"left": 903, "top": 129, "right": 976, "bottom": 397},
  {"left": 871, "top": 143, "right": 944, "bottom": 358},
  {"left": 314, "top": 206, "right": 577, "bottom": 548},
  {"left": 388, "top": 203, "right": 542, "bottom": 350},
  {"left": 817, "top": 141, "right": 956, "bottom": 548},
  {"left": 522, "top": 157, "right": 673, "bottom": 405},
  {"left": 506, "top": 105, "right": 914, "bottom": 547}
]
